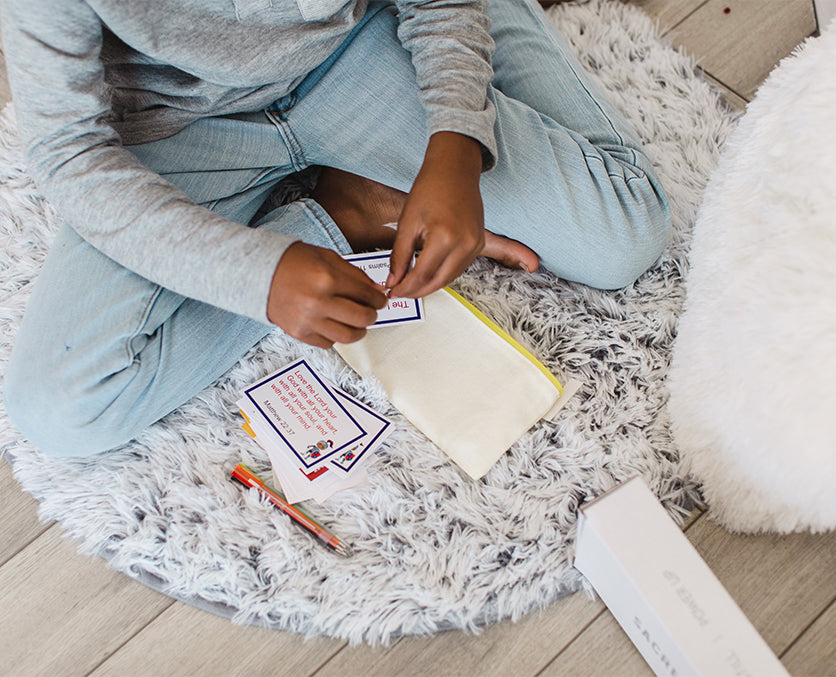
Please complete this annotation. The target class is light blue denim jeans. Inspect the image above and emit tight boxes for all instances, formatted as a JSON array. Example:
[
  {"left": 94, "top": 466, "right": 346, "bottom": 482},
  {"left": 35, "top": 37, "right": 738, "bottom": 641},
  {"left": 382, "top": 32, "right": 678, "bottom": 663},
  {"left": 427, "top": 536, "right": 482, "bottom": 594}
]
[{"left": 4, "top": 0, "right": 670, "bottom": 456}]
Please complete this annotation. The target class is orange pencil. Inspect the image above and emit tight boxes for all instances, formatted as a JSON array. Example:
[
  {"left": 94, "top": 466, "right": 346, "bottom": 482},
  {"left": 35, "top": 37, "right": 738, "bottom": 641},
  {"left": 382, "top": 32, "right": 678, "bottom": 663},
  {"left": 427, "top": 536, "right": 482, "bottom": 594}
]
[{"left": 231, "top": 463, "right": 352, "bottom": 557}]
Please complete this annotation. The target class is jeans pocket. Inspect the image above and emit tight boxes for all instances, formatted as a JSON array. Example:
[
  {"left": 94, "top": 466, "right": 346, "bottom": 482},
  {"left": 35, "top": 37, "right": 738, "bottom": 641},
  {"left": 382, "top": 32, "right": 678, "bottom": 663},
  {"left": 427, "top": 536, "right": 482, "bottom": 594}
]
[
  {"left": 295, "top": 0, "right": 350, "bottom": 22},
  {"left": 233, "top": 0, "right": 273, "bottom": 21}
]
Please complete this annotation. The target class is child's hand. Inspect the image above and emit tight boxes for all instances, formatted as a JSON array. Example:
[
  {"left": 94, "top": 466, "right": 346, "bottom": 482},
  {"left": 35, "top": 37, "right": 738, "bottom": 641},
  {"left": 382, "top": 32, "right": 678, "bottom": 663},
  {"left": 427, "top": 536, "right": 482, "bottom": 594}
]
[
  {"left": 267, "top": 242, "right": 388, "bottom": 348},
  {"left": 386, "top": 132, "right": 484, "bottom": 299}
]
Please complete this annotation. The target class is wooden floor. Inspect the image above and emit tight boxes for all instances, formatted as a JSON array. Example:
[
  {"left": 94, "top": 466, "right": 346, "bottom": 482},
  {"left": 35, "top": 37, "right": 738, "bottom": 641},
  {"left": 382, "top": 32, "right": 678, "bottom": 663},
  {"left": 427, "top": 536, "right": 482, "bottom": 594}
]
[{"left": 1, "top": 1, "right": 834, "bottom": 675}]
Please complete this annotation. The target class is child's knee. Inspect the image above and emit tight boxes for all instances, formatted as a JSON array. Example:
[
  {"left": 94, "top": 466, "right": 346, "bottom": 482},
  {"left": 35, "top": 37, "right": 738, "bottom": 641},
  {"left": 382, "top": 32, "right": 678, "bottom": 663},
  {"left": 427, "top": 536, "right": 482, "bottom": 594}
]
[
  {"left": 3, "top": 348, "right": 121, "bottom": 457},
  {"left": 541, "top": 166, "right": 670, "bottom": 290},
  {"left": 584, "top": 191, "right": 671, "bottom": 290}
]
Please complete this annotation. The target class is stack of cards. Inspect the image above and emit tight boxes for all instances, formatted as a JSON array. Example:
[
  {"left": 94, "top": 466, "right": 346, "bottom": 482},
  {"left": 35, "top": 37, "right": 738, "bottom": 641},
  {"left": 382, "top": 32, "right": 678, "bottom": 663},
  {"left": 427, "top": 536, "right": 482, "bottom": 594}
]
[{"left": 238, "top": 359, "right": 392, "bottom": 503}]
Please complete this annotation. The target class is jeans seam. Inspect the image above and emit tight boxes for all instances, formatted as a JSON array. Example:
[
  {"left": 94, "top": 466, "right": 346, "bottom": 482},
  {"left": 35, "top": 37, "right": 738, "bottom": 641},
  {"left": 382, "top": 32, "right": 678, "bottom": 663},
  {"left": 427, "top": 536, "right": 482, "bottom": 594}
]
[
  {"left": 202, "top": 166, "right": 279, "bottom": 212},
  {"left": 522, "top": 0, "right": 626, "bottom": 147},
  {"left": 620, "top": 174, "right": 644, "bottom": 184},
  {"left": 264, "top": 109, "right": 308, "bottom": 172},
  {"left": 583, "top": 151, "right": 647, "bottom": 182},
  {"left": 299, "top": 198, "right": 353, "bottom": 255},
  {"left": 123, "top": 285, "right": 166, "bottom": 365}
]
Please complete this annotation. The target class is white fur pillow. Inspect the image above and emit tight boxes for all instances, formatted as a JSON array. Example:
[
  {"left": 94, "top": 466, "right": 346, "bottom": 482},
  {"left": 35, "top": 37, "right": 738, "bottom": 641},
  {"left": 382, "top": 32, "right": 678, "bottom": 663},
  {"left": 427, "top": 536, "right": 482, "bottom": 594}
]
[{"left": 667, "top": 21, "right": 836, "bottom": 534}]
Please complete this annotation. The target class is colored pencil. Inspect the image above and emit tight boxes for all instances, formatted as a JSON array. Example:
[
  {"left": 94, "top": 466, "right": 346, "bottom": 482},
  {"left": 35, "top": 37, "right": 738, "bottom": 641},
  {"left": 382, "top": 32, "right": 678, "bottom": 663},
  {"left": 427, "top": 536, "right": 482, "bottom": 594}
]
[{"left": 231, "top": 463, "right": 352, "bottom": 557}]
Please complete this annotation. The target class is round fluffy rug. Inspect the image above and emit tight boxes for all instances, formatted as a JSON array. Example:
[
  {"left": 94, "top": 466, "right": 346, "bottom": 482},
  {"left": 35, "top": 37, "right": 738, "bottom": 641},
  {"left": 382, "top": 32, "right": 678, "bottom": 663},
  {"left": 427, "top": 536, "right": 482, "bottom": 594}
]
[{"left": 0, "top": 0, "right": 736, "bottom": 644}]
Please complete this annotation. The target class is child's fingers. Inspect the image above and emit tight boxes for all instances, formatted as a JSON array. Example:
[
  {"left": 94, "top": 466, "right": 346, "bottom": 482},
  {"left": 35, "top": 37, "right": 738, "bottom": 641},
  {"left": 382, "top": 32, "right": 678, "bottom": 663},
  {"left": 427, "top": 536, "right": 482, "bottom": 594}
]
[
  {"left": 335, "top": 265, "right": 389, "bottom": 310},
  {"left": 328, "top": 295, "right": 379, "bottom": 330},
  {"left": 267, "top": 243, "right": 387, "bottom": 346},
  {"left": 293, "top": 301, "right": 374, "bottom": 348},
  {"left": 389, "top": 227, "right": 481, "bottom": 299},
  {"left": 316, "top": 317, "right": 369, "bottom": 347},
  {"left": 386, "top": 228, "right": 419, "bottom": 290}
]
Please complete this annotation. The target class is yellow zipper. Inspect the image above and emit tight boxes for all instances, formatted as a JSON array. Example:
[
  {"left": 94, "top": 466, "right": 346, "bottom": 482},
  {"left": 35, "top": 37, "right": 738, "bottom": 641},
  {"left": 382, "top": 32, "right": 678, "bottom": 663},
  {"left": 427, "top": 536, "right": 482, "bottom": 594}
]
[{"left": 444, "top": 287, "right": 563, "bottom": 393}]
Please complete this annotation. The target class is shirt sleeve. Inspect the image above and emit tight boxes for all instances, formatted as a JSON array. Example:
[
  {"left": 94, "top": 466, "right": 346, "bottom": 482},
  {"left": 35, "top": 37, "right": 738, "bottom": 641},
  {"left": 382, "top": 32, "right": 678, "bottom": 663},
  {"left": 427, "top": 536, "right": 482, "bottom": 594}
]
[
  {"left": 0, "top": 0, "right": 295, "bottom": 325},
  {"left": 394, "top": 0, "right": 498, "bottom": 170}
]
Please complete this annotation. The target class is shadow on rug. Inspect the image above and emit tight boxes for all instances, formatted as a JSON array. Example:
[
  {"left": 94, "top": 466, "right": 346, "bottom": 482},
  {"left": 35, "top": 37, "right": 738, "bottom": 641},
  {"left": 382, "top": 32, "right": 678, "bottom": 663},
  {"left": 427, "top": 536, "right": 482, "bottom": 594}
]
[{"left": 0, "top": 0, "right": 737, "bottom": 644}]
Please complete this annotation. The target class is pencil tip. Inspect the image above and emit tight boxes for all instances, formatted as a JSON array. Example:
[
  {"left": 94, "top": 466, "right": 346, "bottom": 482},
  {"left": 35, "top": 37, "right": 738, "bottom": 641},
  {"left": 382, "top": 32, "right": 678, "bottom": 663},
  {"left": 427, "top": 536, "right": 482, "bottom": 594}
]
[{"left": 335, "top": 542, "right": 353, "bottom": 558}]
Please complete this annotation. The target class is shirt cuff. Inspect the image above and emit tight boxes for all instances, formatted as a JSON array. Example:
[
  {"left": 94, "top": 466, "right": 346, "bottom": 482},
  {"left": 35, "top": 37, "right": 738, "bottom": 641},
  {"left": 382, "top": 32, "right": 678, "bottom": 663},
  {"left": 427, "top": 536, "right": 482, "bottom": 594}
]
[{"left": 425, "top": 104, "right": 498, "bottom": 172}]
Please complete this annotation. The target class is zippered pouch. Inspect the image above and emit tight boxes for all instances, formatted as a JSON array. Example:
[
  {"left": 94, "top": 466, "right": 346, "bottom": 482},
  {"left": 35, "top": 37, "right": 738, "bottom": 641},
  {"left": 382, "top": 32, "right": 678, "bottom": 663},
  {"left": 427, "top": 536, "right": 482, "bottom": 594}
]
[{"left": 336, "top": 286, "right": 579, "bottom": 479}]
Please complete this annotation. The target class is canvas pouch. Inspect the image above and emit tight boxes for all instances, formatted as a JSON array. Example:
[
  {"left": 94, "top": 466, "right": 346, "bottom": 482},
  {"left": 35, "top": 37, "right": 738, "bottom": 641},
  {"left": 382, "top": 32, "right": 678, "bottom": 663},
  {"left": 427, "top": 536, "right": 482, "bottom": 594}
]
[{"left": 336, "top": 287, "right": 578, "bottom": 479}]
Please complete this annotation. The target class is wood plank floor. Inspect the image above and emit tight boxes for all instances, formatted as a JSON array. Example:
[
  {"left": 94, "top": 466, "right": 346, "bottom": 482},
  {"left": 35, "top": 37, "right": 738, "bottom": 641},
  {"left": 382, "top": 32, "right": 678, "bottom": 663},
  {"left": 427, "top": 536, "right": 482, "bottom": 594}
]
[{"left": 1, "top": 2, "right": 833, "bottom": 675}]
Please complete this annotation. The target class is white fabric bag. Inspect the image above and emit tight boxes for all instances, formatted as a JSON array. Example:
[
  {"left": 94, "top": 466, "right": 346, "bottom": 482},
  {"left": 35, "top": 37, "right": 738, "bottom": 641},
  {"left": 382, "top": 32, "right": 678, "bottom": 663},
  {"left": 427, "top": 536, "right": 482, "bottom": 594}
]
[{"left": 336, "top": 288, "right": 578, "bottom": 479}]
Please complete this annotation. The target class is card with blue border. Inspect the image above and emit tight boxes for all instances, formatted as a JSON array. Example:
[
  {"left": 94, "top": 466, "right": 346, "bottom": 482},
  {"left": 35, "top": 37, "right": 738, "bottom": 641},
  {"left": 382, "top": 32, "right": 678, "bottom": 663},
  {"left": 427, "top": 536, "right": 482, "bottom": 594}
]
[
  {"left": 343, "top": 250, "right": 425, "bottom": 327},
  {"left": 240, "top": 359, "right": 365, "bottom": 469}
]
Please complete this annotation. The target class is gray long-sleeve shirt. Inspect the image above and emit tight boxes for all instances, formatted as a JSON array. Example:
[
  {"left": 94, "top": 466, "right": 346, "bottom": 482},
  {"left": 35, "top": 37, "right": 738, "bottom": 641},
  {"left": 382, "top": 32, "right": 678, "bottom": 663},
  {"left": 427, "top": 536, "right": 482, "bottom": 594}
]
[{"left": 0, "top": 0, "right": 496, "bottom": 323}]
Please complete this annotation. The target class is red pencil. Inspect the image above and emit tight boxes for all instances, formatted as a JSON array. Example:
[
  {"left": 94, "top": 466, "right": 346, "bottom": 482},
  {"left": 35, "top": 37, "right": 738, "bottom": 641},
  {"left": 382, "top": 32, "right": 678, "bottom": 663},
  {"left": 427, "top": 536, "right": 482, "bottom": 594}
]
[{"left": 231, "top": 463, "right": 352, "bottom": 557}]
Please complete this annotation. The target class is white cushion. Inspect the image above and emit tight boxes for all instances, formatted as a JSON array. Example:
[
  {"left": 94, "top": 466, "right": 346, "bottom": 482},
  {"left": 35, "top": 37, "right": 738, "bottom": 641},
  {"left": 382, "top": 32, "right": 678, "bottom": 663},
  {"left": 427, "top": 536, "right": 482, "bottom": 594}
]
[{"left": 667, "top": 22, "right": 836, "bottom": 533}]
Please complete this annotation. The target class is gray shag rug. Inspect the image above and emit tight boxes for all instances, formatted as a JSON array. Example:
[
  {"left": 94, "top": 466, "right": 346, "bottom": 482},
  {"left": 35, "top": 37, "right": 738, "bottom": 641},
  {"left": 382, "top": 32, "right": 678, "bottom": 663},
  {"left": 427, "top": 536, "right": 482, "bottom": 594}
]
[{"left": 0, "top": 0, "right": 737, "bottom": 644}]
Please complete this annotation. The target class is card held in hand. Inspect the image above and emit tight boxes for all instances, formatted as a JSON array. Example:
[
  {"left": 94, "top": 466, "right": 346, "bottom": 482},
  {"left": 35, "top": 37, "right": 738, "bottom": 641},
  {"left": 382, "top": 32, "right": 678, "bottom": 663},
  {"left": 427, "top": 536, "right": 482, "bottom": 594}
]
[{"left": 343, "top": 250, "right": 424, "bottom": 327}]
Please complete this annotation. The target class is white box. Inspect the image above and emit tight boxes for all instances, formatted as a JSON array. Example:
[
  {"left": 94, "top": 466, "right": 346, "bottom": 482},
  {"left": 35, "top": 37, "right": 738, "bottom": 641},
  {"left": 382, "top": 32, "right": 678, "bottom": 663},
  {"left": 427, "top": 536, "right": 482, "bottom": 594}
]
[{"left": 573, "top": 477, "right": 789, "bottom": 677}]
